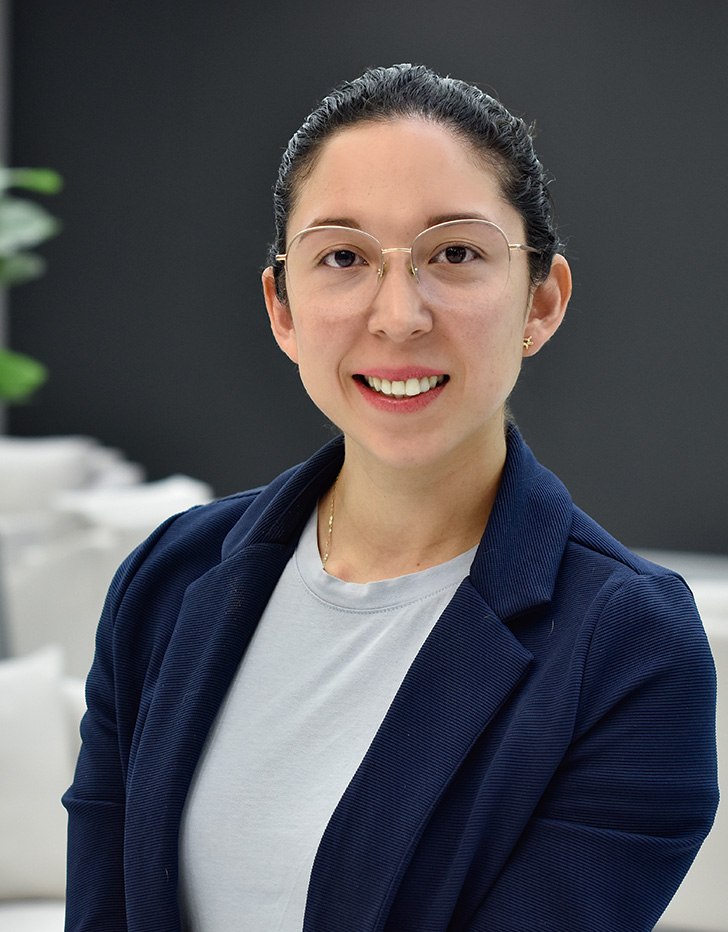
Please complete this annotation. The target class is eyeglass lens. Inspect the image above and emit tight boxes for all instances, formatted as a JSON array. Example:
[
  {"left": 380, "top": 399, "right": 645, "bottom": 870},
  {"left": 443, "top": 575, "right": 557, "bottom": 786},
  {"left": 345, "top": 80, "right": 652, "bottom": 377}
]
[{"left": 283, "top": 220, "right": 514, "bottom": 311}]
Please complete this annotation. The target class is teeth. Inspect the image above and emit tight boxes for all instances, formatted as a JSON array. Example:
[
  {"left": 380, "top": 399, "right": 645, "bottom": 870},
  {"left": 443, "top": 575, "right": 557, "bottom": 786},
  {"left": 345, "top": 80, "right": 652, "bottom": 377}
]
[{"left": 364, "top": 374, "right": 445, "bottom": 397}]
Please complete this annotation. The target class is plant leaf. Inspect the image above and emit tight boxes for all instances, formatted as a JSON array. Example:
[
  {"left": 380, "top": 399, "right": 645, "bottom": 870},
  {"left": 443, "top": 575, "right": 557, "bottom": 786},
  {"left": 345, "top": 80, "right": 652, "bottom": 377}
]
[
  {"left": 0, "top": 251, "right": 47, "bottom": 286},
  {"left": 0, "top": 197, "right": 61, "bottom": 255},
  {"left": 0, "top": 348, "right": 49, "bottom": 402},
  {"left": 0, "top": 167, "right": 63, "bottom": 194}
]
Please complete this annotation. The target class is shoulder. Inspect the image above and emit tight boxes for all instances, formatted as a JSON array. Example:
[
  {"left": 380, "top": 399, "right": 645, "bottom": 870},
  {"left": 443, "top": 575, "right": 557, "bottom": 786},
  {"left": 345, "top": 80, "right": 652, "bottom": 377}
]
[
  {"left": 564, "top": 503, "right": 698, "bottom": 618},
  {"left": 130, "top": 486, "right": 263, "bottom": 564},
  {"left": 560, "top": 504, "right": 704, "bottom": 629},
  {"left": 85, "top": 484, "right": 275, "bottom": 711},
  {"left": 501, "top": 458, "right": 716, "bottom": 691},
  {"left": 554, "top": 506, "right": 715, "bottom": 701},
  {"left": 104, "top": 486, "right": 267, "bottom": 624}
]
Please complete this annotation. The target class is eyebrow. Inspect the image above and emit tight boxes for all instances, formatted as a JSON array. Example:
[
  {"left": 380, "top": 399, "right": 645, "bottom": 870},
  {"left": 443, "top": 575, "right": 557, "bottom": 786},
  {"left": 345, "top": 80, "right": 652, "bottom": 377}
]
[
  {"left": 306, "top": 217, "right": 361, "bottom": 230},
  {"left": 304, "top": 212, "right": 495, "bottom": 233},
  {"left": 426, "top": 212, "right": 492, "bottom": 227}
]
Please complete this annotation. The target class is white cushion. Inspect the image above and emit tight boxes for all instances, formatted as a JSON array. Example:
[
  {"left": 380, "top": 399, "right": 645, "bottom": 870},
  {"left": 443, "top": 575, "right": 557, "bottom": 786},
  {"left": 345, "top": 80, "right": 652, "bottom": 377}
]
[
  {"left": 54, "top": 473, "right": 213, "bottom": 532},
  {"left": 0, "top": 900, "right": 65, "bottom": 931},
  {"left": 0, "top": 436, "right": 97, "bottom": 513},
  {"left": 0, "top": 647, "right": 75, "bottom": 900}
]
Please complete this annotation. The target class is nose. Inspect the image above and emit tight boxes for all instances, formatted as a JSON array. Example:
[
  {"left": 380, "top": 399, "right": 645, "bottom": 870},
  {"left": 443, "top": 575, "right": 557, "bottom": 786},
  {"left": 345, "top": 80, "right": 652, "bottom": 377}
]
[{"left": 367, "top": 250, "right": 432, "bottom": 341}]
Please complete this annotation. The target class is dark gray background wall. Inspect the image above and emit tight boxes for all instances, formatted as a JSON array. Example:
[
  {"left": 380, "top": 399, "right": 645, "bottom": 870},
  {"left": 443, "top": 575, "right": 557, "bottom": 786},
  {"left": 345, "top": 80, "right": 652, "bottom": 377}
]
[{"left": 7, "top": 0, "right": 727, "bottom": 553}]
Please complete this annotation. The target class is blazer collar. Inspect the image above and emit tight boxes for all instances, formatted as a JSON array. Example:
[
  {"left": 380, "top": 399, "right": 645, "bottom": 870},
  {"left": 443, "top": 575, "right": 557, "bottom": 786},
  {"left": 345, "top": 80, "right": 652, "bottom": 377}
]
[
  {"left": 470, "top": 422, "right": 573, "bottom": 618},
  {"left": 220, "top": 434, "right": 345, "bottom": 559},
  {"left": 221, "top": 424, "right": 573, "bottom": 621}
]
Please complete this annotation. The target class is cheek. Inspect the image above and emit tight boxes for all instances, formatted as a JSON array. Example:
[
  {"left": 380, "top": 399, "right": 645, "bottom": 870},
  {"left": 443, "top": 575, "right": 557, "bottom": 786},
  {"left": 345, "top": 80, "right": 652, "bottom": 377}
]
[
  {"left": 457, "top": 296, "right": 526, "bottom": 351},
  {"left": 292, "top": 306, "right": 360, "bottom": 349},
  {"left": 288, "top": 311, "right": 357, "bottom": 386},
  {"left": 455, "top": 300, "right": 527, "bottom": 398}
]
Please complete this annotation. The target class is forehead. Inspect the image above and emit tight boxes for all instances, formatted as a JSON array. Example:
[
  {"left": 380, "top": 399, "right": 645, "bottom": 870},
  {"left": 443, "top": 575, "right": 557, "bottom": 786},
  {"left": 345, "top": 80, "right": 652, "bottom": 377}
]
[{"left": 289, "top": 118, "right": 519, "bottom": 238}]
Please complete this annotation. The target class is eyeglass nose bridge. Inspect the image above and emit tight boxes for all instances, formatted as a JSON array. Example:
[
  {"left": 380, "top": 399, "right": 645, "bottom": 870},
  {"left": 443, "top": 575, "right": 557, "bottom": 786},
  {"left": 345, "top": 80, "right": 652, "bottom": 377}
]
[{"left": 379, "top": 246, "right": 420, "bottom": 284}]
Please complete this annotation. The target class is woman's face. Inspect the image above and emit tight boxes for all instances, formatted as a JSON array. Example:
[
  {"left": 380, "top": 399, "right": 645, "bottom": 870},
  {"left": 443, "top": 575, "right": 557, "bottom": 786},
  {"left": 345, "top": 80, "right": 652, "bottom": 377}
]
[{"left": 263, "top": 118, "right": 569, "bottom": 475}]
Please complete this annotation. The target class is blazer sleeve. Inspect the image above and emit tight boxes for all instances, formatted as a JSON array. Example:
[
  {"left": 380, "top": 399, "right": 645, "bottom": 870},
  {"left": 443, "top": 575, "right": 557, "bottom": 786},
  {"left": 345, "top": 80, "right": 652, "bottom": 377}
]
[
  {"left": 62, "top": 553, "right": 142, "bottom": 931},
  {"left": 466, "top": 571, "right": 719, "bottom": 932},
  {"left": 62, "top": 508, "right": 194, "bottom": 932}
]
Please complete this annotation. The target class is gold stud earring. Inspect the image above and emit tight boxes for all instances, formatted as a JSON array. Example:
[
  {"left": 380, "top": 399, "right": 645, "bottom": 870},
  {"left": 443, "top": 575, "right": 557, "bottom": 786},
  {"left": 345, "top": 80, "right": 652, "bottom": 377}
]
[{"left": 523, "top": 335, "right": 534, "bottom": 349}]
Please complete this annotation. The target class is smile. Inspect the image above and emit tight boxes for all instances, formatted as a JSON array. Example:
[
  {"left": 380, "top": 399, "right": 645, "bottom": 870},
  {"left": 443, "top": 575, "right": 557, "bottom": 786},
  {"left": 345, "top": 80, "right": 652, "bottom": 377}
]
[{"left": 360, "top": 374, "right": 447, "bottom": 398}]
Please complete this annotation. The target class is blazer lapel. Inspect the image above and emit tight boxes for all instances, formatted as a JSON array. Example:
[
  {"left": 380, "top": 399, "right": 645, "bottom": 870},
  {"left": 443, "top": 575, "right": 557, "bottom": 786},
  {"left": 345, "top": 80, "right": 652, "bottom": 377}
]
[
  {"left": 304, "top": 427, "right": 572, "bottom": 931},
  {"left": 304, "top": 579, "right": 533, "bottom": 932}
]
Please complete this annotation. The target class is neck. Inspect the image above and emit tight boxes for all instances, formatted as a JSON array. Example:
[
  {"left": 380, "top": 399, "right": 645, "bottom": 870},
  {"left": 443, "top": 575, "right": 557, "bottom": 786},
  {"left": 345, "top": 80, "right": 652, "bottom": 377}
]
[{"left": 319, "top": 429, "right": 507, "bottom": 583}]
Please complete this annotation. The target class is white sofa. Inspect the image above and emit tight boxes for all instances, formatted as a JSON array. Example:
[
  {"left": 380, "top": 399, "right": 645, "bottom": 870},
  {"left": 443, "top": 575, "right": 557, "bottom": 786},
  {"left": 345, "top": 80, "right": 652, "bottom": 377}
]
[
  {"left": 0, "top": 436, "right": 214, "bottom": 929},
  {"left": 0, "top": 647, "right": 84, "bottom": 930},
  {"left": 0, "top": 435, "right": 213, "bottom": 679}
]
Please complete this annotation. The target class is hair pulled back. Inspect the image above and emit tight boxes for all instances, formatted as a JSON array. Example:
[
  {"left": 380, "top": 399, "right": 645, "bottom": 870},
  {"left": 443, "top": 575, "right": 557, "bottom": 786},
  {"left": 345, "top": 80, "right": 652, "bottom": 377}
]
[{"left": 270, "top": 63, "right": 559, "bottom": 298}]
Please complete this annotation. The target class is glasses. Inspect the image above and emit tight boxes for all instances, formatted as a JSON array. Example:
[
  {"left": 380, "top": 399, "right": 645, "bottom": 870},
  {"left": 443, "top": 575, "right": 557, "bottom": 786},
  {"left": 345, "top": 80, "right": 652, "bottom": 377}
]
[{"left": 276, "top": 219, "right": 539, "bottom": 312}]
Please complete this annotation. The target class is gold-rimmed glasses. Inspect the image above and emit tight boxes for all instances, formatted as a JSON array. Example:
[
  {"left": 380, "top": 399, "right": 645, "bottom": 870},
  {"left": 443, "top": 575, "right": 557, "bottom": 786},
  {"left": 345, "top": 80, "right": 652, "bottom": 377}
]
[{"left": 275, "top": 219, "right": 539, "bottom": 312}]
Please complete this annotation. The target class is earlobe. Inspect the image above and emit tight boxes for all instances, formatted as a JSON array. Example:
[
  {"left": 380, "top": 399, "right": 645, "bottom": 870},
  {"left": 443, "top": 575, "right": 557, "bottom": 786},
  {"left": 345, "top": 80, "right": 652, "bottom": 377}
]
[
  {"left": 523, "top": 254, "right": 572, "bottom": 355},
  {"left": 262, "top": 267, "right": 299, "bottom": 364}
]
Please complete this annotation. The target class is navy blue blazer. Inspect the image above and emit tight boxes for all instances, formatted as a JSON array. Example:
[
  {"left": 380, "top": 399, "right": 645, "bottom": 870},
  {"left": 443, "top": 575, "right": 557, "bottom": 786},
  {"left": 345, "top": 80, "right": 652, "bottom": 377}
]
[{"left": 64, "top": 427, "right": 718, "bottom": 931}]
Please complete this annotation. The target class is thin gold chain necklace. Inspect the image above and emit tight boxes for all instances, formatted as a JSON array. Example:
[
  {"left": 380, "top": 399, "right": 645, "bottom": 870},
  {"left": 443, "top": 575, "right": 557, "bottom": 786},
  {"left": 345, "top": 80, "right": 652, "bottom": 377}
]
[{"left": 321, "top": 475, "right": 338, "bottom": 570}]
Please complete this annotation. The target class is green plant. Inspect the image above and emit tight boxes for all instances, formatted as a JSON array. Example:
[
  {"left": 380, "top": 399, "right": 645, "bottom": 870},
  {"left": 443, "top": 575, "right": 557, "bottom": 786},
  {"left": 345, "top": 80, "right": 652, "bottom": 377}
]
[{"left": 0, "top": 167, "right": 63, "bottom": 401}]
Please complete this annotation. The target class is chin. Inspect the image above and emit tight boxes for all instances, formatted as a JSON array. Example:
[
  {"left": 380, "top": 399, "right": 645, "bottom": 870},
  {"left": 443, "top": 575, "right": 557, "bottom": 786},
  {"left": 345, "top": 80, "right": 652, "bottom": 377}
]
[{"left": 344, "top": 427, "right": 475, "bottom": 474}]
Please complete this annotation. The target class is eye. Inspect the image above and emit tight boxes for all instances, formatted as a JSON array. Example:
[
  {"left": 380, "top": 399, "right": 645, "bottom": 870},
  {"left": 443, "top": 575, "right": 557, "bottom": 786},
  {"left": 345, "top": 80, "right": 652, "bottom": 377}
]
[
  {"left": 321, "top": 248, "right": 368, "bottom": 269},
  {"left": 430, "top": 243, "right": 481, "bottom": 265}
]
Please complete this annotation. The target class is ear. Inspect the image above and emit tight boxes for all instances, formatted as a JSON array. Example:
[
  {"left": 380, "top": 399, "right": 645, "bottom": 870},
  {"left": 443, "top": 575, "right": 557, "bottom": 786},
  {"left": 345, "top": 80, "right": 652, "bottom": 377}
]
[
  {"left": 522, "top": 254, "right": 572, "bottom": 355},
  {"left": 262, "top": 266, "right": 299, "bottom": 364}
]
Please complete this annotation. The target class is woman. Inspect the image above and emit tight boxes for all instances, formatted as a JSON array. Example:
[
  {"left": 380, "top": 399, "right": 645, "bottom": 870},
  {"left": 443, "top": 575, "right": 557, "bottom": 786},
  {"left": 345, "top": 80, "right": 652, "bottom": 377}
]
[{"left": 64, "top": 64, "right": 718, "bottom": 931}]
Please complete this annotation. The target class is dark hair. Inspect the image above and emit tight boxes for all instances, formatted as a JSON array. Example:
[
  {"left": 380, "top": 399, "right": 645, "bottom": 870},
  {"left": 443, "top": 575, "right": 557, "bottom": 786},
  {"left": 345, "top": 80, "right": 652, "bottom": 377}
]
[{"left": 269, "top": 63, "right": 560, "bottom": 300}]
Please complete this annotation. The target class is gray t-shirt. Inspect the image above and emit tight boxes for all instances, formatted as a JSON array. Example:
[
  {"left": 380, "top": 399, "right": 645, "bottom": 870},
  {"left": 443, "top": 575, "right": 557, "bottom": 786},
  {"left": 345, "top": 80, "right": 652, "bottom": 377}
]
[{"left": 178, "top": 507, "right": 476, "bottom": 932}]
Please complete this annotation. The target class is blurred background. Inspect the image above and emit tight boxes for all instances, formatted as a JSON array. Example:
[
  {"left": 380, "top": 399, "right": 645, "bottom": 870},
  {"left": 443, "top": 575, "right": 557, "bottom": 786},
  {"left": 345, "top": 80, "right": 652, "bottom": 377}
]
[
  {"left": 0, "top": 3, "right": 726, "bottom": 930},
  {"left": 5, "top": 0, "right": 727, "bottom": 553}
]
